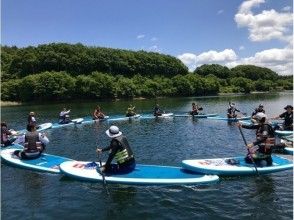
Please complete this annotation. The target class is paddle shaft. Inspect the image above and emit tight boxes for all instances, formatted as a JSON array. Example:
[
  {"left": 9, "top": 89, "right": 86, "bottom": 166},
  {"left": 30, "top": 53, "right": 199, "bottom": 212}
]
[
  {"left": 238, "top": 126, "right": 259, "bottom": 175},
  {"left": 98, "top": 153, "right": 109, "bottom": 195}
]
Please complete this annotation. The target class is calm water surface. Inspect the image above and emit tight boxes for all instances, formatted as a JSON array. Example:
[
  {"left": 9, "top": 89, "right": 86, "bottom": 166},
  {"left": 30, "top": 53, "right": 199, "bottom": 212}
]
[{"left": 1, "top": 93, "right": 293, "bottom": 220}]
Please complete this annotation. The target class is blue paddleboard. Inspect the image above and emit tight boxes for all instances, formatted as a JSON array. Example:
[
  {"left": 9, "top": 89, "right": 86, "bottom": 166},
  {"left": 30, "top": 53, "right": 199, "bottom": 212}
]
[
  {"left": 274, "top": 130, "right": 293, "bottom": 136},
  {"left": 51, "top": 118, "right": 84, "bottom": 129},
  {"left": 60, "top": 161, "right": 219, "bottom": 185},
  {"left": 1, "top": 148, "right": 72, "bottom": 173},
  {"left": 81, "top": 116, "right": 109, "bottom": 125},
  {"left": 182, "top": 155, "right": 293, "bottom": 176}
]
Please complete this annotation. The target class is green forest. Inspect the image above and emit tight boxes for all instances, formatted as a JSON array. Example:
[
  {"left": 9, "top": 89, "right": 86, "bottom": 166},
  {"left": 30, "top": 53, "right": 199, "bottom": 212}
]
[{"left": 1, "top": 43, "right": 293, "bottom": 102}]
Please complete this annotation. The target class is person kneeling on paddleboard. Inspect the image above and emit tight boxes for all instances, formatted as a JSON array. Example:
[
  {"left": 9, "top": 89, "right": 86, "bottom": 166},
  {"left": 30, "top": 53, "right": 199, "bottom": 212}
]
[
  {"left": 154, "top": 104, "right": 164, "bottom": 116},
  {"left": 190, "top": 103, "right": 203, "bottom": 115},
  {"left": 93, "top": 105, "right": 105, "bottom": 120},
  {"left": 14, "top": 124, "right": 49, "bottom": 160},
  {"left": 272, "top": 105, "right": 293, "bottom": 131},
  {"left": 1, "top": 122, "right": 15, "bottom": 147},
  {"left": 227, "top": 103, "right": 240, "bottom": 119},
  {"left": 126, "top": 104, "right": 136, "bottom": 117},
  {"left": 237, "top": 113, "right": 275, "bottom": 167},
  {"left": 96, "top": 125, "right": 136, "bottom": 175},
  {"left": 59, "top": 108, "right": 72, "bottom": 124}
]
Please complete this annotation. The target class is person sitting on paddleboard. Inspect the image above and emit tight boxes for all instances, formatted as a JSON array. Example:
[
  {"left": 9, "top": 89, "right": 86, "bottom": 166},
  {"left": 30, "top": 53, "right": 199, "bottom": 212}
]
[
  {"left": 59, "top": 108, "right": 72, "bottom": 124},
  {"left": 227, "top": 103, "right": 240, "bottom": 118},
  {"left": 96, "top": 125, "right": 135, "bottom": 174},
  {"left": 251, "top": 104, "right": 265, "bottom": 124},
  {"left": 126, "top": 104, "right": 136, "bottom": 117},
  {"left": 154, "top": 104, "right": 163, "bottom": 116},
  {"left": 190, "top": 103, "right": 203, "bottom": 115},
  {"left": 27, "top": 112, "right": 37, "bottom": 126},
  {"left": 237, "top": 113, "right": 275, "bottom": 166},
  {"left": 272, "top": 105, "right": 293, "bottom": 131},
  {"left": 13, "top": 124, "right": 49, "bottom": 160},
  {"left": 1, "top": 122, "right": 15, "bottom": 147},
  {"left": 93, "top": 105, "right": 105, "bottom": 120}
]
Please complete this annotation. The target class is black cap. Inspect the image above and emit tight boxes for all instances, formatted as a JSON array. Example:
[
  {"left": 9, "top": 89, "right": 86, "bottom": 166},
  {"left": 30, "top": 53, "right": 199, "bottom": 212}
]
[{"left": 284, "top": 105, "right": 293, "bottom": 110}]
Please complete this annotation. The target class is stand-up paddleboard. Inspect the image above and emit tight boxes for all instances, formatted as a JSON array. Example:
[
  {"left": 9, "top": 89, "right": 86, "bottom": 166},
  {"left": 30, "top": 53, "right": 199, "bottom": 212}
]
[
  {"left": 108, "top": 114, "right": 141, "bottom": 122},
  {"left": 174, "top": 113, "right": 218, "bottom": 118},
  {"left": 1, "top": 148, "right": 72, "bottom": 173},
  {"left": 207, "top": 116, "right": 251, "bottom": 121},
  {"left": 82, "top": 116, "right": 110, "bottom": 125},
  {"left": 182, "top": 155, "right": 293, "bottom": 176},
  {"left": 274, "top": 130, "right": 293, "bottom": 136},
  {"left": 51, "top": 118, "right": 84, "bottom": 129},
  {"left": 60, "top": 161, "right": 219, "bottom": 185},
  {"left": 37, "top": 123, "right": 53, "bottom": 131},
  {"left": 141, "top": 113, "right": 174, "bottom": 119},
  {"left": 1, "top": 143, "right": 23, "bottom": 150},
  {"left": 284, "top": 148, "right": 293, "bottom": 155}
]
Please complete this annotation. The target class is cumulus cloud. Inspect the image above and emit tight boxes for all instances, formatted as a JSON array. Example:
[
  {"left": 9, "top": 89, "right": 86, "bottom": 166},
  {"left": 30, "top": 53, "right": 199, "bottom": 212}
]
[
  {"left": 234, "top": 0, "right": 293, "bottom": 42},
  {"left": 226, "top": 47, "right": 293, "bottom": 75},
  {"left": 177, "top": 49, "right": 238, "bottom": 71},
  {"left": 136, "top": 34, "right": 145, "bottom": 39},
  {"left": 178, "top": 47, "right": 292, "bottom": 75}
]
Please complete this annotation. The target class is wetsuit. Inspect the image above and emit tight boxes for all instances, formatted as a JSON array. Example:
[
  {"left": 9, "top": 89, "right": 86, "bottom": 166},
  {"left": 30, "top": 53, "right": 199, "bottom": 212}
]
[
  {"left": 241, "top": 123, "right": 275, "bottom": 166},
  {"left": 100, "top": 135, "right": 135, "bottom": 174},
  {"left": 279, "top": 111, "right": 293, "bottom": 131}
]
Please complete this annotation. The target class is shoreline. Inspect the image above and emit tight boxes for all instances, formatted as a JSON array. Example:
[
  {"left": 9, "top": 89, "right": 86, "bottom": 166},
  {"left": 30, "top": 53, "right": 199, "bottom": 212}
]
[{"left": 1, "top": 101, "right": 22, "bottom": 106}]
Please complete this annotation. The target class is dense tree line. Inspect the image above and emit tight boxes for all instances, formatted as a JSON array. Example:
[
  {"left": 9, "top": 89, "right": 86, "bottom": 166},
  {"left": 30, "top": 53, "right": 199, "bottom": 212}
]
[
  {"left": 1, "top": 43, "right": 188, "bottom": 80},
  {"left": 1, "top": 44, "right": 292, "bottom": 102}
]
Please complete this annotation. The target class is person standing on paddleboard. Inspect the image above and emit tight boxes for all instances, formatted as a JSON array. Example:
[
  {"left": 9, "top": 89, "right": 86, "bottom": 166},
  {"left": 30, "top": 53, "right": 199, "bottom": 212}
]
[
  {"left": 237, "top": 113, "right": 275, "bottom": 167},
  {"left": 93, "top": 105, "right": 105, "bottom": 120},
  {"left": 227, "top": 103, "right": 241, "bottom": 118},
  {"left": 96, "top": 125, "right": 135, "bottom": 174},
  {"left": 13, "top": 124, "right": 49, "bottom": 160},
  {"left": 273, "top": 105, "right": 293, "bottom": 131}
]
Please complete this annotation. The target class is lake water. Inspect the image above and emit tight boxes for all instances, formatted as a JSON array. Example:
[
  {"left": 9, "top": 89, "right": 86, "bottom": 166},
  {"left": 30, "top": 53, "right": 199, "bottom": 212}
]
[{"left": 1, "top": 92, "right": 293, "bottom": 220}]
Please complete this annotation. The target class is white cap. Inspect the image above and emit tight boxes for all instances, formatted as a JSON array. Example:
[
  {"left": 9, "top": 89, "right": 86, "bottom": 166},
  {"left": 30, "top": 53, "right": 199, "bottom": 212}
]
[{"left": 105, "top": 125, "right": 122, "bottom": 138}]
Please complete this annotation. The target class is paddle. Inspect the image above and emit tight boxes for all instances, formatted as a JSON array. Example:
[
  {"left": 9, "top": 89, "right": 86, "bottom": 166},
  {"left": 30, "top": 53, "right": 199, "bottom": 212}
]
[
  {"left": 238, "top": 125, "right": 259, "bottom": 175},
  {"left": 98, "top": 152, "right": 109, "bottom": 195}
]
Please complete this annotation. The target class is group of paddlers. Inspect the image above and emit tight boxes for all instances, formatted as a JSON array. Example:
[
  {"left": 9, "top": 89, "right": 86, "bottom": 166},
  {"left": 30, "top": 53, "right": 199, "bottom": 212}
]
[{"left": 1, "top": 103, "right": 293, "bottom": 175}]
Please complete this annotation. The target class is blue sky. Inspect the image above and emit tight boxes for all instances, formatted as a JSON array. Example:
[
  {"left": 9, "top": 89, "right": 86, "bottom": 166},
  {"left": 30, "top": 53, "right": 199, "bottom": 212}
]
[{"left": 2, "top": 0, "right": 293, "bottom": 75}]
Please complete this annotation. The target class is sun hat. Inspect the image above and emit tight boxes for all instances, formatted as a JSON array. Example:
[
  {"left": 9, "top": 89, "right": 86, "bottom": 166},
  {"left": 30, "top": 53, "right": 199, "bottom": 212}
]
[
  {"left": 284, "top": 105, "right": 293, "bottom": 110},
  {"left": 29, "top": 112, "right": 35, "bottom": 115},
  {"left": 106, "top": 125, "right": 122, "bottom": 138}
]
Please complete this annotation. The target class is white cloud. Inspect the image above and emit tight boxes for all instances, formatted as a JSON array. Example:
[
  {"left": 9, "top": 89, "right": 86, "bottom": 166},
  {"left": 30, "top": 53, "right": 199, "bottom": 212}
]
[
  {"left": 177, "top": 49, "right": 237, "bottom": 71},
  {"left": 178, "top": 47, "right": 293, "bottom": 75},
  {"left": 234, "top": 0, "right": 293, "bottom": 42},
  {"left": 226, "top": 47, "right": 293, "bottom": 75},
  {"left": 177, "top": 53, "right": 197, "bottom": 71},
  {"left": 137, "top": 34, "right": 145, "bottom": 39},
  {"left": 148, "top": 45, "right": 161, "bottom": 52},
  {"left": 239, "top": 45, "right": 245, "bottom": 50},
  {"left": 196, "top": 49, "right": 237, "bottom": 64},
  {"left": 151, "top": 37, "right": 158, "bottom": 41},
  {"left": 282, "top": 6, "right": 291, "bottom": 12},
  {"left": 217, "top": 10, "right": 224, "bottom": 15}
]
